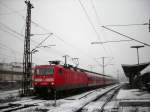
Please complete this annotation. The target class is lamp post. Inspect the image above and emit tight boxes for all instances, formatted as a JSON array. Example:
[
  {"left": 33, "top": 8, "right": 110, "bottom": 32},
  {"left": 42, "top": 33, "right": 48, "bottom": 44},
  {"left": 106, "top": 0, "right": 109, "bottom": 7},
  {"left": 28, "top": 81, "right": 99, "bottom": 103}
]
[
  {"left": 130, "top": 45, "right": 144, "bottom": 65},
  {"left": 130, "top": 45, "right": 144, "bottom": 88}
]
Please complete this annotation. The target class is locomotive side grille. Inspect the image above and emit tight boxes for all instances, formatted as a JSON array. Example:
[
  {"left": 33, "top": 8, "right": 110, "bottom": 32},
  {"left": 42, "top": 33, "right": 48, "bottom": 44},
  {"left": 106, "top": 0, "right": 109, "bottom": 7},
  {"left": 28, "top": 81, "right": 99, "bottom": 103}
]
[
  {"left": 34, "top": 78, "right": 54, "bottom": 82},
  {"left": 34, "top": 78, "right": 42, "bottom": 82},
  {"left": 45, "top": 78, "right": 54, "bottom": 82}
]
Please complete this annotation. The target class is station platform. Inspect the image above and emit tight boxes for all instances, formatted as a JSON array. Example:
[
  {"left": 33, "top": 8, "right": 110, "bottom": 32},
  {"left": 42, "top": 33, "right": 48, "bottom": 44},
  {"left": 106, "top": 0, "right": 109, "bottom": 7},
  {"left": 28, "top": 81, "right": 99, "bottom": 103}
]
[{"left": 116, "top": 83, "right": 150, "bottom": 112}]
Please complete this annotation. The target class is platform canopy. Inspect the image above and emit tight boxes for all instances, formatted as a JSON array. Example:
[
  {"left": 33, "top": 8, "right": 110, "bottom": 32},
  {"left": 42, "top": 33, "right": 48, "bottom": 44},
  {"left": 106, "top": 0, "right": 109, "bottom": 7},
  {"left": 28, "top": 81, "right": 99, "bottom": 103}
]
[{"left": 122, "top": 62, "right": 150, "bottom": 78}]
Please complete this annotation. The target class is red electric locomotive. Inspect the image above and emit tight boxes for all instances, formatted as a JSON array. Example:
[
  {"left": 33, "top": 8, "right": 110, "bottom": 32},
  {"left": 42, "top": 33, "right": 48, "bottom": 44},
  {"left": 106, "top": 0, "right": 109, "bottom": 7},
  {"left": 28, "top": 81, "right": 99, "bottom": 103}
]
[{"left": 32, "top": 61, "right": 116, "bottom": 94}]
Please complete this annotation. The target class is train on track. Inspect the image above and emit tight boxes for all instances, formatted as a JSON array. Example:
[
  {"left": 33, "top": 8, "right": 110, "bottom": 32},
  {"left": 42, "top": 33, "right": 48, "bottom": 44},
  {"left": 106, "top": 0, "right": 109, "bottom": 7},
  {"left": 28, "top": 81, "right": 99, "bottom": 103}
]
[{"left": 32, "top": 61, "right": 117, "bottom": 94}]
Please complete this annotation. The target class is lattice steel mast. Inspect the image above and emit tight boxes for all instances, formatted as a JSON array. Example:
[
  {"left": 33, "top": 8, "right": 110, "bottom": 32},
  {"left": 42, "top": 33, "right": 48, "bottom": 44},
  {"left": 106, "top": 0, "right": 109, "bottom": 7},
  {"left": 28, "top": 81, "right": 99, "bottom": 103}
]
[{"left": 21, "top": 0, "right": 33, "bottom": 96}]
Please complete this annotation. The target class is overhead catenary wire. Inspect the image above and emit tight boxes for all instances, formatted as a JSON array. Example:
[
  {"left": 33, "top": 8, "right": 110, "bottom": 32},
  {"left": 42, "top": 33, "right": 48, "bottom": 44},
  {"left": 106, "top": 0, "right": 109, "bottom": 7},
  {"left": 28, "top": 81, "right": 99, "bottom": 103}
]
[
  {"left": 0, "top": 21, "right": 44, "bottom": 46},
  {"left": 91, "top": 40, "right": 132, "bottom": 44},
  {"left": 30, "top": 23, "right": 103, "bottom": 67},
  {"left": 104, "top": 23, "right": 149, "bottom": 27},
  {"left": 89, "top": 0, "right": 118, "bottom": 65},
  {"left": 102, "top": 26, "right": 150, "bottom": 47},
  {"left": 31, "top": 33, "right": 53, "bottom": 52},
  {"left": 0, "top": 22, "right": 24, "bottom": 38},
  {"left": 0, "top": 1, "right": 26, "bottom": 19},
  {"left": 78, "top": 0, "right": 119, "bottom": 72},
  {"left": 0, "top": 43, "right": 22, "bottom": 54},
  {"left": 0, "top": 9, "right": 26, "bottom": 15},
  {"left": 78, "top": 0, "right": 109, "bottom": 55},
  {"left": 0, "top": 1, "right": 91, "bottom": 54},
  {"left": 0, "top": 1, "right": 108, "bottom": 70},
  {"left": 0, "top": 26, "right": 24, "bottom": 41}
]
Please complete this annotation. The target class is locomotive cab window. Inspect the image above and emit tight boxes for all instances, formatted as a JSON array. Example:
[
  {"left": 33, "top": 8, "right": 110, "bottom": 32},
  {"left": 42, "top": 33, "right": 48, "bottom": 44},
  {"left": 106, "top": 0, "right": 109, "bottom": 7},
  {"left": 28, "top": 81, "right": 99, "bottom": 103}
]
[
  {"left": 58, "top": 68, "right": 63, "bottom": 75},
  {"left": 34, "top": 67, "right": 54, "bottom": 75}
]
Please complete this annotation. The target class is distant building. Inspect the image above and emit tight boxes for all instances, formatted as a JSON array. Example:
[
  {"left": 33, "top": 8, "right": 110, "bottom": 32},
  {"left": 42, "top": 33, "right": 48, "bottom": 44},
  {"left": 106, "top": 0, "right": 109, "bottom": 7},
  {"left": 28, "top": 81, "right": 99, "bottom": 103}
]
[{"left": 0, "top": 62, "right": 23, "bottom": 81}]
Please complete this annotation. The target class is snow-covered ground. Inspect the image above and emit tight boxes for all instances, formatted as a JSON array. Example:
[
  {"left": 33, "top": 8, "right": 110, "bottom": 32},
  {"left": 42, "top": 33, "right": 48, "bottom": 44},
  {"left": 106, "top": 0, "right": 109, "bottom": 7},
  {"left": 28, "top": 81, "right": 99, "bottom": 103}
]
[
  {"left": 117, "top": 89, "right": 150, "bottom": 112},
  {"left": 117, "top": 89, "right": 150, "bottom": 100},
  {"left": 47, "top": 85, "right": 118, "bottom": 112},
  {"left": 9, "top": 85, "right": 118, "bottom": 112},
  {"left": 0, "top": 89, "right": 19, "bottom": 98},
  {"left": 2, "top": 84, "right": 150, "bottom": 112},
  {"left": 0, "top": 89, "right": 20, "bottom": 104}
]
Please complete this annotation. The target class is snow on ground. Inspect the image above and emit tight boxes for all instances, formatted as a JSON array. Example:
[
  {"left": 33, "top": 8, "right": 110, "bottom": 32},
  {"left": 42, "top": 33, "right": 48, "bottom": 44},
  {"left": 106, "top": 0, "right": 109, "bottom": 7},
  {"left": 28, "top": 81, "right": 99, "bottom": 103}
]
[
  {"left": 0, "top": 89, "right": 20, "bottom": 103},
  {"left": 82, "top": 101, "right": 105, "bottom": 112},
  {"left": 117, "top": 89, "right": 150, "bottom": 112},
  {"left": 117, "top": 89, "right": 150, "bottom": 100},
  {"left": 0, "top": 89, "right": 19, "bottom": 99},
  {"left": 104, "top": 100, "right": 119, "bottom": 111},
  {"left": 65, "top": 89, "right": 97, "bottom": 100},
  {"left": 118, "top": 106, "right": 150, "bottom": 112},
  {"left": 0, "top": 85, "right": 119, "bottom": 112},
  {"left": 13, "top": 85, "right": 150, "bottom": 112},
  {"left": 16, "top": 85, "right": 118, "bottom": 112},
  {"left": 47, "top": 85, "right": 118, "bottom": 112}
]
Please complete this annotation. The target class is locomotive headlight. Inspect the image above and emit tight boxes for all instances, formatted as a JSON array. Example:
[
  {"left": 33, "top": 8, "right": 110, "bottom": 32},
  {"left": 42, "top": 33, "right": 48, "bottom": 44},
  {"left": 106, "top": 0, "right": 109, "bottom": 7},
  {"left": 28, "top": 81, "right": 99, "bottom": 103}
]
[
  {"left": 34, "top": 78, "right": 42, "bottom": 82},
  {"left": 45, "top": 78, "right": 54, "bottom": 82},
  {"left": 51, "top": 82, "right": 54, "bottom": 85}
]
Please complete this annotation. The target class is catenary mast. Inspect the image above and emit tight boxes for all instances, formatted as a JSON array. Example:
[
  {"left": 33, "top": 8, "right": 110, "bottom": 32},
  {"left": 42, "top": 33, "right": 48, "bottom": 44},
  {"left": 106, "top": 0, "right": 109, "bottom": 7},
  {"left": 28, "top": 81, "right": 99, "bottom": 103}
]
[{"left": 21, "top": 0, "right": 33, "bottom": 96}]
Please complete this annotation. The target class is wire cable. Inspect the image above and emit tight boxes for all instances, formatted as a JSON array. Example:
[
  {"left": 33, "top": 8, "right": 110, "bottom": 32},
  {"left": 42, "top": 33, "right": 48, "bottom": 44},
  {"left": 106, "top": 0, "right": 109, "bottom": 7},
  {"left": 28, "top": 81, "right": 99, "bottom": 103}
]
[
  {"left": 0, "top": 26, "right": 24, "bottom": 41},
  {"left": 90, "top": 0, "right": 117, "bottom": 62},
  {"left": 0, "top": 9, "right": 26, "bottom": 15},
  {"left": 31, "top": 33, "right": 53, "bottom": 52},
  {"left": 78, "top": 0, "right": 113, "bottom": 57},
  {"left": 91, "top": 40, "right": 132, "bottom": 44},
  {"left": 104, "top": 23, "right": 149, "bottom": 27},
  {"left": 102, "top": 26, "right": 150, "bottom": 47},
  {"left": 0, "top": 22, "right": 24, "bottom": 37},
  {"left": 78, "top": 0, "right": 102, "bottom": 42},
  {"left": 0, "top": 1, "right": 110, "bottom": 69}
]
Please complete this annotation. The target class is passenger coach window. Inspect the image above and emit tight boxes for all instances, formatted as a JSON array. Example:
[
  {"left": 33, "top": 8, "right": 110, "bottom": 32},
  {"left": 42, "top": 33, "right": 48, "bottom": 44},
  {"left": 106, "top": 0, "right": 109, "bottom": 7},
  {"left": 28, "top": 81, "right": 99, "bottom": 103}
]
[{"left": 58, "top": 68, "right": 63, "bottom": 75}]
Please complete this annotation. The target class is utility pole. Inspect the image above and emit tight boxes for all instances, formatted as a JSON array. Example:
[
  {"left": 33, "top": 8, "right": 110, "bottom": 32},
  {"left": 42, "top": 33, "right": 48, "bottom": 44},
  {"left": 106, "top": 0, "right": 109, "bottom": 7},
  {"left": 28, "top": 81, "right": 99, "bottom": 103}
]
[
  {"left": 97, "top": 57, "right": 110, "bottom": 75},
  {"left": 97, "top": 57, "right": 112, "bottom": 84},
  {"left": 21, "top": 0, "right": 33, "bottom": 96},
  {"left": 63, "top": 55, "right": 69, "bottom": 66},
  {"left": 117, "top": 70, "right": 119, "bottom": 82},
  {"left": 101, "top": 57, "right": 105, "bottom": 84},
  {"left": 102, "top": 57, "right": 105, "bottom": 75},
  {"left": 148, "top": 19, "right": 150, "bottom": 32}
]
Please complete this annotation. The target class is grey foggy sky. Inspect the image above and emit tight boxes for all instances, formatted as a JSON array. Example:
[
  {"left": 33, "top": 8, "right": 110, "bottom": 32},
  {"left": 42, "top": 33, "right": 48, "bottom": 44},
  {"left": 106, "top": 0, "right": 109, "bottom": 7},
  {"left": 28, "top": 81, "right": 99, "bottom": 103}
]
[{"left": 0, "top": 0, "right": 150, "bottom": 78}]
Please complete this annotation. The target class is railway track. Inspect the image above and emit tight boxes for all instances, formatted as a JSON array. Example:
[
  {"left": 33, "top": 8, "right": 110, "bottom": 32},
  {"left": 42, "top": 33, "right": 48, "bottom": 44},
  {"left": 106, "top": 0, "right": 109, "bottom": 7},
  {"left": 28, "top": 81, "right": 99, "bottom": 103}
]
[
  {"left": 47, "top": 84, "right": 121, "bottom": 112},
  {"left": 0, "top": 85, "right": 121, "bottom": 112},
  {"left": 0, "top": 97, "right": 47, "bottom": 112},
  {"left": 77, "top": 85, "right": 121, "bottom": 112}
]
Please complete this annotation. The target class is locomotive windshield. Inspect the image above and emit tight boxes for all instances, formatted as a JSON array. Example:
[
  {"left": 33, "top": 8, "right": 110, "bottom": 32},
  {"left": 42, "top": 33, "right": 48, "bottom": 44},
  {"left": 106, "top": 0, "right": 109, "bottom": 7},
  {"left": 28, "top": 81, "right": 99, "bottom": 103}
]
[{"left": 34, "top": 67, "right": 54, "bottom": 75}]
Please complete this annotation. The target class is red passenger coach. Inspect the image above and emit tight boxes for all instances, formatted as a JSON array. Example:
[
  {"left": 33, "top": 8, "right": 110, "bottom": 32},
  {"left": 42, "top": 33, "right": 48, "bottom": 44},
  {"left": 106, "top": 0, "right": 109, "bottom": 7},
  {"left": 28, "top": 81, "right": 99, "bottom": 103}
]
[{"left": 32, "top": 61, "right": 117, "bottom": 94}]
